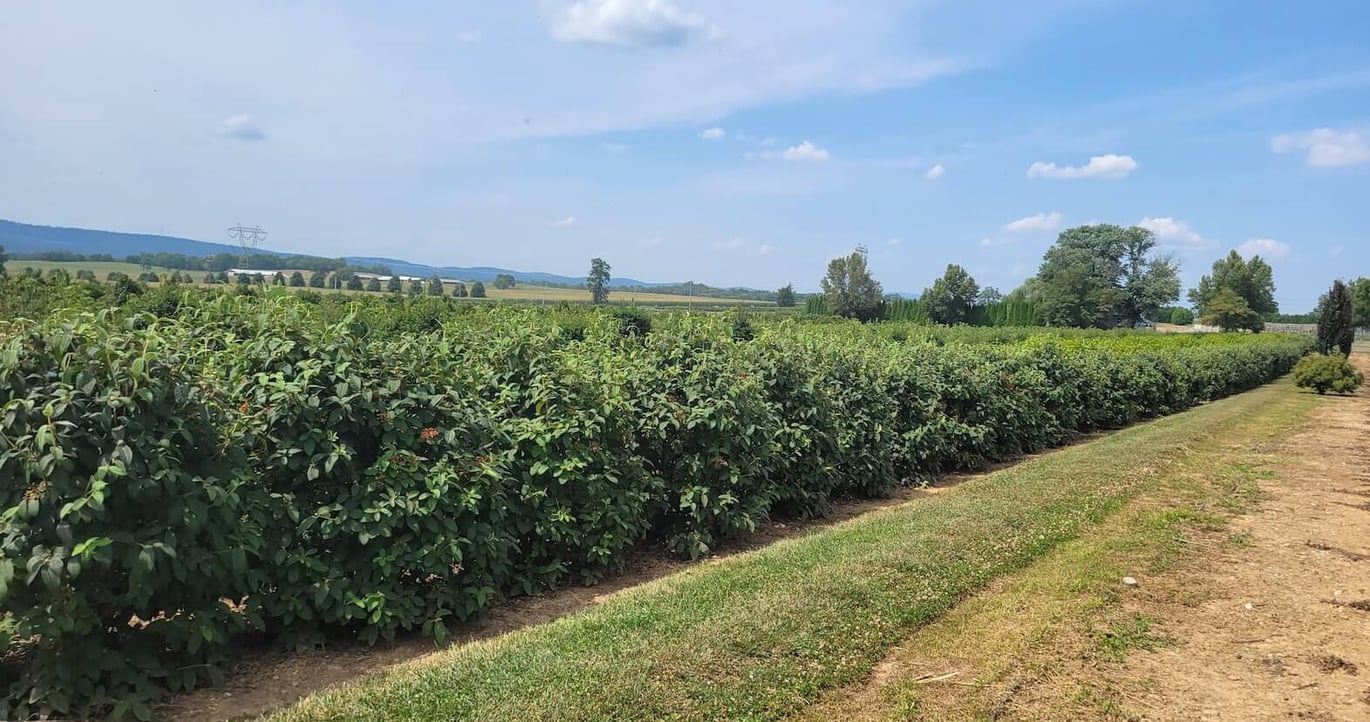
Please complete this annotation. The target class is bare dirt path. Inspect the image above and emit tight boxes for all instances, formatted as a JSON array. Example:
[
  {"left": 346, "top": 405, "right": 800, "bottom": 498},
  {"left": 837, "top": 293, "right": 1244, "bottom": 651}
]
[{"left": 1121, "top": 357, "right": 1370, "bottom": 720}]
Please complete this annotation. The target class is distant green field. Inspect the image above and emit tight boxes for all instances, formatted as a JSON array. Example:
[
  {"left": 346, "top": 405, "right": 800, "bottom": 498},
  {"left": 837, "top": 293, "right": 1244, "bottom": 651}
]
[
  {"left": 10, "top": 259, "right": 174, "bottom": 277},
  {"left": 9, "top": 260, "right": 773, "bottom": 307}
]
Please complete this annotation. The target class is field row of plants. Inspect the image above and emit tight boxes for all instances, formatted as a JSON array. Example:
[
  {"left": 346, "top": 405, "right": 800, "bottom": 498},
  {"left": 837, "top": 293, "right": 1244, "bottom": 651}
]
[{"left": 0, "top": 294, "right": 1312, "bottom": 719}]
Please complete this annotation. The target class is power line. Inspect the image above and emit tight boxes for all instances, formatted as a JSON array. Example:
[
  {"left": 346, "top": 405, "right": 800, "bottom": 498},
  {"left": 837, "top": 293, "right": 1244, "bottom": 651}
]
[{"left": 227, "top": 224, "right": 268, "bottom": 271}]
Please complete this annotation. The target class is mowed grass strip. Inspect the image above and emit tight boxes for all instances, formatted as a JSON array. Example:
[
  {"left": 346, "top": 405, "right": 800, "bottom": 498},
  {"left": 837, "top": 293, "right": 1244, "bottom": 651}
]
[
  {"left": 800, "top": 378, "right": 1318, "bottom": 721},
  {"left": 275, "top": 379, "right": 1293, "bottom": 722}
]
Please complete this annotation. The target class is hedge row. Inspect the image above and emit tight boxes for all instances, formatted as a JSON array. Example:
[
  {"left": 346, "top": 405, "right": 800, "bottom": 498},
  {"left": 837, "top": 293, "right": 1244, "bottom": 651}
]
[{"left": 0, "top": 298, "right": 1312, "bottom": 718}]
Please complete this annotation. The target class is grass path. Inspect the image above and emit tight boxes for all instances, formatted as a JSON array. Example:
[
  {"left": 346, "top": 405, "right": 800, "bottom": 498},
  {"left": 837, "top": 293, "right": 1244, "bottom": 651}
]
[
  {"left": 801, "top": 375, "right": 1323, "bottom": 720},
  {"left": 273, "top": 377, "right": 1320, "bottom": 722}
]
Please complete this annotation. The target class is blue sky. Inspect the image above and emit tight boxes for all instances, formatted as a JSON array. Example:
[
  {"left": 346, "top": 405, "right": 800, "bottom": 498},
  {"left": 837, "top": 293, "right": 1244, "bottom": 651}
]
[{"left": 1, "top": 1, "right": 1367, "bottom": 308}]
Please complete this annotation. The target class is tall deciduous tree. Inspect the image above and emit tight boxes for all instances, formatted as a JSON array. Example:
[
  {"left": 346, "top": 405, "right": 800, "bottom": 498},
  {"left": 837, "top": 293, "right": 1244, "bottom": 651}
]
[
  {"left": 820, "top": 246, "right": 883, "bottom": 321},
  {"left": 1035, "top": 224, "right": 1180, "bottom": 328},
  {"left": 588, "top": 258, "right": 612, "bottom": 304},
  {"left": 1316, "top": 279, "right": 1356, "bottom": 356},
  {"left": 1188, "top": 250, "right": 1278, "bottom": 323},
  {"left": 492, "top": 273, "right": 516, "bottom": 289},
  {"left": 1352, "top": 277, "right": 1370, "bottom": 328},
  {"left": 922, "top": 264, "right": 980, "bottom": 325},
  {"left": 775, "top": 284, "right": 796, "bottom": 308}
]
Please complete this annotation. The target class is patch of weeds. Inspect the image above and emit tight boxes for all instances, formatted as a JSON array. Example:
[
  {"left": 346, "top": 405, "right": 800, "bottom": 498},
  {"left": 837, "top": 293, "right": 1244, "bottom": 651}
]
[
  {"left": 1070, "top": 682, "right": 1124, "bottom": 715},
  {"left": 1313, "top": 654, "right": 1358, "bottom": 675},
  {"left": 1227, "top": 531, "right": 1253, "bottom": 547},
  {"left": 1090, "top": 614, "right": 1173, "bottom": 662}
]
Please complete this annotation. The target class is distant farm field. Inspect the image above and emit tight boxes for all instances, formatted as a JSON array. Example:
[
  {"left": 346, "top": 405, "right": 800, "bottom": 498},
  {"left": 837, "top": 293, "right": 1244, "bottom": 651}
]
[{"left": 9, "top": 260, "right": 770, "bottom": 306}]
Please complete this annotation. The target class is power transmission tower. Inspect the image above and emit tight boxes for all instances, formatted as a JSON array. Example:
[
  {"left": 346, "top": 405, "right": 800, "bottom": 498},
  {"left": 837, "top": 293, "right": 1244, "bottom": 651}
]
[{"left": 227, "top": 224, "right": 268, "bottom": 272}]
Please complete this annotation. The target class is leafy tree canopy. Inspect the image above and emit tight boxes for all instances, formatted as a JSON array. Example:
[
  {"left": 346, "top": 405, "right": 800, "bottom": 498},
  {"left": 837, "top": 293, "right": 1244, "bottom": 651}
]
[
  {"left": 1035, "top": 224, "right": 1180, "bottom": 328},
  {"left": 820, "top": 246, "right": 883, "bottom": 321},
  {"left": 922, "top": 264, "right": 980, "bottom": 325},
  {"left": 1188, "top": 250, "right": 1278, "bottom": 320}
]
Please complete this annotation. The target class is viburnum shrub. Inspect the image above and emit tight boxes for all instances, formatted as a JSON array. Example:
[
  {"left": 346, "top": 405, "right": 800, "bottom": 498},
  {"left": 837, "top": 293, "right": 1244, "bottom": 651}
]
[
  {"left": 0, "top": 293, "right": 1316, "bottom": 718},
  {"left": 0, "top": 314, "right": 259, "bottom": 721}
]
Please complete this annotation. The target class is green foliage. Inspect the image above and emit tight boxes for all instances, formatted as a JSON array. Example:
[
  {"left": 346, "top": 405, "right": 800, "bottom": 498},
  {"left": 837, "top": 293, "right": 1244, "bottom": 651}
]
[
  {"left": 775, "top": 284, "right": 796, "bottom": 308},
  {"left": 0, "top": 243, "right": 6, "bottom": 277},
  {"left": 492, "top": 273, "right": 516, "bottom": 290},
  {"left": 0, "top": 293, "right": 1313, "bottom": 718},
  {"left": 1292, "top": 353, "right": 1364, "bottom": 395},
  {"left": 1189, "top": 250, "right": 1278, "bottom": 320},
  {"left": 288, "top": 271, "right": 305, "bottom": 287},
  {"left": 366, "top": 277, "right": 382, "bottom": 292},
  {"left": 1354, "top": 277, "right": 1370, "bottom": 328},
  {"left": 1200, "top": 288, "right": 1264, "bottom": 332},
  {"left": 426, "top": 276, "right": 444, "bottom": 297},
  {"left": 407, "top": 279, "right": 423, "bottom": 297},
  {"left": 820, "top": 246, "right": 883, "bottom": 321},
  {"left": 883, "top": 297, "right": 930, "bottom": 323},
  {"left": 588, "top": 258, "right": 612, "bottom": 304},
  {"left": 1161, "top": 306, "right": 1195, "bottom": 325},
  {"left": 308, "top": 271, "right": 327, "bottom": 289},
  {"left": 1035, "top": 224, "right": 1180, "bottom": 328},
  {"left": 922, "top": 264, "right": 980, "bottom": 325},
  {"left": 346, "top": 276, "right": 364, "bottom": 291},
  {"left": 470, "top": 281, "right": 486, "bottom": 298},
  {"left": 386, "top": 276, "right": 402, "bottom": 293},
  {"left": 804, "top": 295, "right": 828, "bottom": 315},
  {"left": 451, "top": 281, "right": 468, "bottom": 298},
  {"left": 1316, "top": 280, "right": 1355, "bottom": 356}
]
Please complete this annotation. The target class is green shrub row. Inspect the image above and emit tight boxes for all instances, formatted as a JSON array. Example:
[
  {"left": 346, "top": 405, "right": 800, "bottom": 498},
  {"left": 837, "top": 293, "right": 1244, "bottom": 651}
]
[{"left": 0, "top": 298, "right": 1312, "bottom": 719}]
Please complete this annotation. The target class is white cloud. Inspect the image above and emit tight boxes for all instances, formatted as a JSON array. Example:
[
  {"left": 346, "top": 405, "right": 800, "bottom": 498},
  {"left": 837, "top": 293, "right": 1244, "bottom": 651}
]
[
  {"left": 1003, "top": 211, "right": 1061, "bottom": 233},
  {"left": 547, "top": 216, "right": 577, "bottom": 228},
  {"left": 781, "top": 140, "right": 830, "bottom": 161},
  {"left": 1138, "top": 216, "right": 1209, "bottom": 248},
  {"left": 217, "top": 114, "right": 266, "bottom": 141},
  {"left": 699, "top": 127, "right": 726, "bottom": 140},
  {"left": 925, "top": 163, "right": 945, "bottom": 180},
  {"left": 1237, "top": 238, "right": 1290, "bottom": 260},
  {"left": 710, "top": 236, "right": 774, "bottom": 255},
  {"left": 1271, "top": 128, "right": 1370, "bottom": 167},
  {"left": 979, "top": 236, "right": 1010, "bottom": 247},
  {"left": 552, "top": 0, "right": 719, "bottom": 47},
  {"left": 1026, "top": 153, "right": 1137, "bottom": 180}
]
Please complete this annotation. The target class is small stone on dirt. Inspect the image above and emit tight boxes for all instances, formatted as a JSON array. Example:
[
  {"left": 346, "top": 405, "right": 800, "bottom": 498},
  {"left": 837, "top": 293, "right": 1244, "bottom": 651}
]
[{"left": 1122, "top": 576, "right": 1138, "bottom": 586}]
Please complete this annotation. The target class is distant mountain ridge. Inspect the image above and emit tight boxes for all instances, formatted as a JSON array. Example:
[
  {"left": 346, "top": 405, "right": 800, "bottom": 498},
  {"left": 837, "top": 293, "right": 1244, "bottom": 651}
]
[{"left": 0, "top": 218, "right": 695, "bottom": 289}]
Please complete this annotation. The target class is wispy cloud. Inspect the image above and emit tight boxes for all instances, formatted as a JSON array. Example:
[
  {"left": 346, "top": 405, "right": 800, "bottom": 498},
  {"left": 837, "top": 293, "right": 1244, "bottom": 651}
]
[
  {"left": 1003, "top": 211, "right": 1062, "bottom": 233},
  {"left": 1027, "top": 154, "right": 1136, "bottom": 180},
  {"left": 1271, "top": 128, "right": 1370, "bottom": 167},
  {"left": 552, "top": 0, "right": 720, "bottom": 47},
  {"left": 547, "top": 216, "right": 577, "bottom": 228},
  {"left": 217, "top": 114, "right": 266, "bottom": 141},
  {"left": 699, "top": 127, "right": 726, "bottom": 140},
  {"left": 1237, "top": 238, "right": 1290, "bottom": 260},
  {"left": 925, "top": 163, "right": 945, "bottom": 180},
  {"left": 1138, "top": 217, "right": 1210, "bottom": 249},
  {"left": 886, "top": 237, "right": 902, "bottom": 247},
  {"left": 711, "top": 236, "right": 775, "bottom": 255}
]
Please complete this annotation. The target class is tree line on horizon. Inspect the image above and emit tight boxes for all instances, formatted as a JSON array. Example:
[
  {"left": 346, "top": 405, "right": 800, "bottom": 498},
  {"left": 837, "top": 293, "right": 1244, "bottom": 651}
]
[{"left": 799, "top": 223, "right": 1370, "bottom": 331}]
